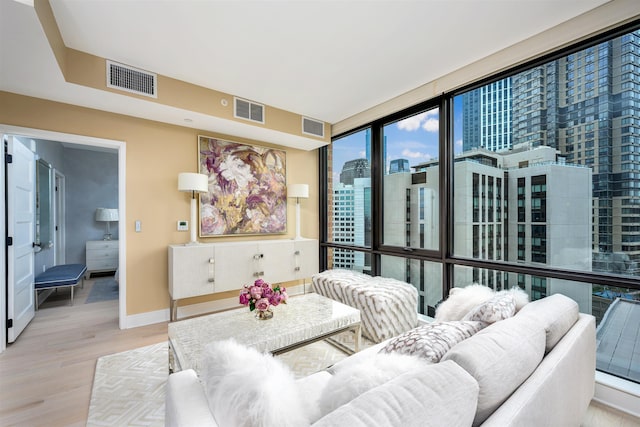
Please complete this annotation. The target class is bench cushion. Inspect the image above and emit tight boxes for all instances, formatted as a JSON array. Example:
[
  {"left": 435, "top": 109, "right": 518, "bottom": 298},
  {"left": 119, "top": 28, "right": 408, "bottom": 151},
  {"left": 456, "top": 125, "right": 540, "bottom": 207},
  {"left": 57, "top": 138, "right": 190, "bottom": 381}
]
[
  {"left": 35, "top": 264, "right": 87, "bottom": 288},
  {"left": 312, "top": 269, "right": 418, "bottom": 343}
]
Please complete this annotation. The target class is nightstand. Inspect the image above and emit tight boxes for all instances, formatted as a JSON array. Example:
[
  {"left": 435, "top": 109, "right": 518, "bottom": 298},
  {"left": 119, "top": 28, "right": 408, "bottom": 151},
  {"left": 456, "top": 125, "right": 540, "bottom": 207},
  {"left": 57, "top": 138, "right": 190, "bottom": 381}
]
[{"left": 85, "top": 240, "right": 119, "bottom": 278}]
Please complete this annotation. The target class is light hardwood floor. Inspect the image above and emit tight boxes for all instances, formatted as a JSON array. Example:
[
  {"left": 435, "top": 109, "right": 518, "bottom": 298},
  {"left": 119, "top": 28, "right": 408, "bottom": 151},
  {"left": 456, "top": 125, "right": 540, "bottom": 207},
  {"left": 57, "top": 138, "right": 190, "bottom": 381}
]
[
  {"left": 0, "top": 277, "right": 638, "bottom": 426},
  {"left": 0, "top": 277, "right": 167, "bottom": 427}
]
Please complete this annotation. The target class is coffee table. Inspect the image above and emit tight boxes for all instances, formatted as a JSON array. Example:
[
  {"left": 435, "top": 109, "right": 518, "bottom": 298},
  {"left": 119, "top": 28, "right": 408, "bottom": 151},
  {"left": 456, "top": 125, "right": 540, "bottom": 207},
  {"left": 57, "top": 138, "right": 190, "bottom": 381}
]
[{"left": 168, "top": 292, "right": 361, "bottom": 373}]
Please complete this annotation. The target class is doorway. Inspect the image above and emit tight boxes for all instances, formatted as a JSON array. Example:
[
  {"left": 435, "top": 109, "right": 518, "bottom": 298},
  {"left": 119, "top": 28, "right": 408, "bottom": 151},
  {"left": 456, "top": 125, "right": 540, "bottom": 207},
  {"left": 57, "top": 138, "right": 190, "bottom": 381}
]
[{"left": 0, "top": 125, "right": 126, "bottom": 353}]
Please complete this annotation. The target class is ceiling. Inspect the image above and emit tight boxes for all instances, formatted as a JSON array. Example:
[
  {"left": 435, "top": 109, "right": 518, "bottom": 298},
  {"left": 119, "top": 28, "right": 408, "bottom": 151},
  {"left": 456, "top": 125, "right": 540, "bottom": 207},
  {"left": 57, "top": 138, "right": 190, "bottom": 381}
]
[{"left": 0, "top": 0, "right": 611, "bottom": 147}]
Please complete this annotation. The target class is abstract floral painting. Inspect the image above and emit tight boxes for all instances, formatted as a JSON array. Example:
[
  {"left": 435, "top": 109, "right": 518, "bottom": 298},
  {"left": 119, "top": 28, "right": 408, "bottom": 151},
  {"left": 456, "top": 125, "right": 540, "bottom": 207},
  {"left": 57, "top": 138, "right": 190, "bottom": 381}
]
[{"left": 198, "top": 135, "right": 287, "bottom": 236}]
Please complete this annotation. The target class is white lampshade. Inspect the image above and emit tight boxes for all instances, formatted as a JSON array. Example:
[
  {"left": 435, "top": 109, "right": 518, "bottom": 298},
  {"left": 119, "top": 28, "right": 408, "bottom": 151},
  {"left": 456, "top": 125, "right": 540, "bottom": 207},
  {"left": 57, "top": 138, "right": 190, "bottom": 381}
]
[
  {"left": 95, "top": 208, "right": 119, "bottom": 222},
  {"left": 178, "top": 173, "right": 208, "bottom": 193},
  {"left": 288, "top": 184, "right": 309, "bottom": 199}
]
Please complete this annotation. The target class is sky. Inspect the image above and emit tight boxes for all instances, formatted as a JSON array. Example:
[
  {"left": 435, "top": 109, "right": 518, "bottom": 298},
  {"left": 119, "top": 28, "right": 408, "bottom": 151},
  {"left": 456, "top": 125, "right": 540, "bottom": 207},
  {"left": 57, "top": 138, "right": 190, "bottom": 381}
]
[{"left": 332, "top": 96, "right": 464, "bottom": 182}]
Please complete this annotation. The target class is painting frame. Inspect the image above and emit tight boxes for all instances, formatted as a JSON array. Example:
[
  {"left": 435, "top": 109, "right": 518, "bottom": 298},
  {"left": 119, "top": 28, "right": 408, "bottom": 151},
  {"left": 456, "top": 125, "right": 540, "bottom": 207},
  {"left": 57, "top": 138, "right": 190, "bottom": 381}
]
[{"left": 197, "top": 135, "right": 287, "bottom": 237}]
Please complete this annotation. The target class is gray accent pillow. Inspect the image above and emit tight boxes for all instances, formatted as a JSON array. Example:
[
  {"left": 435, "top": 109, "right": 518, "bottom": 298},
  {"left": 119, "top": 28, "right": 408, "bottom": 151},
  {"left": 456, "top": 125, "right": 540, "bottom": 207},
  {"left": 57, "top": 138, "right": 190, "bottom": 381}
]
[
  {"left": 379, "top": 321, "right": 486, "bottom": 363},
  {"left": 462, "top": 293, "right": 516, "bottom": 324}
]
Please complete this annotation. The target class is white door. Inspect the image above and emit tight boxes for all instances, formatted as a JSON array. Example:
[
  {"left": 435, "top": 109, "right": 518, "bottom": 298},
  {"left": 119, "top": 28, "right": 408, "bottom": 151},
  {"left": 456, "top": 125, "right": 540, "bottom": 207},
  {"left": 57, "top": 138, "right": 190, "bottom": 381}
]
[{"left": 6, "top": 136, "right": 36, "bottom": 343}]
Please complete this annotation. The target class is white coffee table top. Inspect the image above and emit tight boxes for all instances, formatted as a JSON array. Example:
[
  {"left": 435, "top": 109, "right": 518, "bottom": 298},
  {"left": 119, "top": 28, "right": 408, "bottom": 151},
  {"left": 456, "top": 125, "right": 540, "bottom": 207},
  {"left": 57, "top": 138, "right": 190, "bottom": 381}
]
[{"left": 168, "top": 292, "right": 361, "bottom": 373}]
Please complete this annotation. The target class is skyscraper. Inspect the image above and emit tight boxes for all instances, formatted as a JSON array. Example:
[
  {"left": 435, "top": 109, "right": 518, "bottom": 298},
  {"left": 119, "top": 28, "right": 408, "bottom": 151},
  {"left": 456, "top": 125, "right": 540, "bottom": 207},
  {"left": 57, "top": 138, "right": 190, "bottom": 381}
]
[
  {"left": 464, "top": 30, "right": 640, "bottom": 275},
  {"left": 462, "top": 79, "right": 513, "bottom": 152}
]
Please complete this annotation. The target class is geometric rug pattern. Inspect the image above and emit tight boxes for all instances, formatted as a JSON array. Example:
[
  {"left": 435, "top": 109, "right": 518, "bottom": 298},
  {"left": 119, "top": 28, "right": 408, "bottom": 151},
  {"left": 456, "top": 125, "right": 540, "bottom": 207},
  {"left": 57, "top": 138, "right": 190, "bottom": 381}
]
[
  {"left": 87, "top": 342, "right": 169, "bottom": 427},
  {"left": 87, "top": 333, "right": 367, "bottom": 426}
]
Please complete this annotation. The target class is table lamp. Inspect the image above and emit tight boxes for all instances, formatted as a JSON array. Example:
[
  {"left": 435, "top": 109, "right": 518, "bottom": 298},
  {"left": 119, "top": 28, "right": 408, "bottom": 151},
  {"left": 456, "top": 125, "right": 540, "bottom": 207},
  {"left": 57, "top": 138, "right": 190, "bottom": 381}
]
[
  {"left": 178, "top": 172, "right": 209, "bottom": 244},
  {"left": 288, "top": 184, "right": 309, "bottom": 240},
  {"left": 95, "top": 208, "right": 119, "bottom": 240}
]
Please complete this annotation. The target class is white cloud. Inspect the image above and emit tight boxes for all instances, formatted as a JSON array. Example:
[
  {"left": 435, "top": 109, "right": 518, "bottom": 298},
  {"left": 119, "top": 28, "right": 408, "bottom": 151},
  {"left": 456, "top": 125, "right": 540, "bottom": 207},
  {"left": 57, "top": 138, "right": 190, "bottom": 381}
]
[
  {"left": 359, "top": 150, "right": 366, "bottom": 158},
  {"left": 397, "top": 109, "right": 439, "bottom": 133},
  {"left": 397, "top": 113, "right": 426, "bottom": 131},
  {"left": 422, "top": 117, "right": 439, "bottom": 132}
]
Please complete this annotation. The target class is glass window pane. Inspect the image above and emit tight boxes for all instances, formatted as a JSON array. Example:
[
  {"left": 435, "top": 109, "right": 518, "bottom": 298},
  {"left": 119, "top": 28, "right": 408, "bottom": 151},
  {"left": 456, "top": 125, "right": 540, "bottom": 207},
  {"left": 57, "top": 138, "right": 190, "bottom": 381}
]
[
  {"left": 328, "top": 129, "right": 372, "bottom": 255},
  {"left": 453, "top": 29, "right": 640, "bottom": 280},
  {"left": 382, "top": 108, "right": 440, "bottom": 250},
  {"left": 326, "top": 247, "right": 371, "bottom": 276},
  {"left": 381, "top": 254, "right": 442, "bottom": 316}
]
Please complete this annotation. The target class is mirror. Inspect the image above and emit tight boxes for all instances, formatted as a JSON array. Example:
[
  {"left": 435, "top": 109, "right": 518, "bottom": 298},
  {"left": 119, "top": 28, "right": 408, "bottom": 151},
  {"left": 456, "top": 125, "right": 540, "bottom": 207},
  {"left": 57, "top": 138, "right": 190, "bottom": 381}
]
[{"left": 36, "top": 158, "right": 53, "bottom": 248}]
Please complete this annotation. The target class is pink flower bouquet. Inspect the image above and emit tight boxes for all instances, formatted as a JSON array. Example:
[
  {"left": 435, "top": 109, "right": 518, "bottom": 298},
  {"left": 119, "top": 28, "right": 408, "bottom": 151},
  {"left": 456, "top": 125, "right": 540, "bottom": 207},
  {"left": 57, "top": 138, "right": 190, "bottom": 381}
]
[{"left": 239, "top": 279, "right": 288, "bottom": 313}]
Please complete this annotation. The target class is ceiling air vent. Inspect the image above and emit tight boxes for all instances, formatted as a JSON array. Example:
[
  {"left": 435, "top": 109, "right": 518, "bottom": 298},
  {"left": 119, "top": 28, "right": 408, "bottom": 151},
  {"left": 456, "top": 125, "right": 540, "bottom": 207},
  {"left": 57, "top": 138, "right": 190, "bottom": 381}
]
[
  {"left": 234, "top": 97, "right": 265, "bottom": 124},
  {"left": 302, "top": 117, "right": 325, "bottom": 138},
  {"left": 106, "top": 60, "right": 157, "bottom": 98}
]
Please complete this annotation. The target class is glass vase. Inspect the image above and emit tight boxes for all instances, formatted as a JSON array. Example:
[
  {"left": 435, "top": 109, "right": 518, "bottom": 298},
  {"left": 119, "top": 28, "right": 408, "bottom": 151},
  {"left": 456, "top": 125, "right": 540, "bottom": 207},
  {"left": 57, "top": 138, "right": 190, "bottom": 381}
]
[{"left": 255, "top": 308, "right": 274, "bottom": 320}]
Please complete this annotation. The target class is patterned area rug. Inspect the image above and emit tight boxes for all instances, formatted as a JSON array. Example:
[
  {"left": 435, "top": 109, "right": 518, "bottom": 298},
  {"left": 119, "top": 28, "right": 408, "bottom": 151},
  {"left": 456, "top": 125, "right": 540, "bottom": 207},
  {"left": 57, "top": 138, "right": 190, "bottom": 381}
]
[
  {"left": 87, "top": 332, "right": 369, "bottom": 426},
  {"left": 85, "top": 278, "right": 119, "bottom": 304},
  {"left": 87, "top": 343, "right": 168, "bottom": 427}
]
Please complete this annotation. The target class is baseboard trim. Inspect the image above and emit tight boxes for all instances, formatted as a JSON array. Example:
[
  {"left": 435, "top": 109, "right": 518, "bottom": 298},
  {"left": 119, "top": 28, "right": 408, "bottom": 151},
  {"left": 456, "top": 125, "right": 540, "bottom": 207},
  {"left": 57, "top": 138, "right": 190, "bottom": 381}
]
[{"left": 594, "top": 371, "right": 640, "bottom": 419}]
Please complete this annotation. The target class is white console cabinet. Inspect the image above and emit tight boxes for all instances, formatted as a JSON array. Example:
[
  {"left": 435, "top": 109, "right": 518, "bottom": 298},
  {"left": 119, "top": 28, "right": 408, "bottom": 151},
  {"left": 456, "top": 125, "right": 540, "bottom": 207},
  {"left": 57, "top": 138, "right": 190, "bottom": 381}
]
[
  {"left": 168, "top": 238, "right": 318, "bottom": 320},
  {"left": 85, "top": 240, "right": 119, "bottom": 278}
]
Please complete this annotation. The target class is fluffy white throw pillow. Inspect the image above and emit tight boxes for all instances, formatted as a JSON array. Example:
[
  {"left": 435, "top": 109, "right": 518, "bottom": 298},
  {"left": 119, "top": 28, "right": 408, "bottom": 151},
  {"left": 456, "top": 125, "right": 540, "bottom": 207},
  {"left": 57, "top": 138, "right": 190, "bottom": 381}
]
[
  {"left": 316, "top": 353, "right": 430, "bottom": 420},
  {"left": 200, "top": 339, "right": 310, "bottom": 427},
  {"left": 435, "top": 284, "right": 495, "bottom": 321}
]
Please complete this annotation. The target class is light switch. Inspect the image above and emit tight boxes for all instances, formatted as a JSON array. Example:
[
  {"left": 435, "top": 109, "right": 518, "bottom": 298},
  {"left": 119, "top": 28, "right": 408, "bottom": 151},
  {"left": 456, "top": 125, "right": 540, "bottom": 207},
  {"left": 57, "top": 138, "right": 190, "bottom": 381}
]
[{"left": 135, "top": 220, "right": 142, "bottom": 232}]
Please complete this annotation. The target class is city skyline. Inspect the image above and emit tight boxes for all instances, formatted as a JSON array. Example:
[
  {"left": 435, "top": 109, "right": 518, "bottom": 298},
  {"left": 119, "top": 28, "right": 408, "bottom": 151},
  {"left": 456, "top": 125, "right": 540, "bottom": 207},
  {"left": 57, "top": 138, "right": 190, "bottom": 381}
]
[{"left": 332, "top": 104, "right": 465, "bottom": 183}]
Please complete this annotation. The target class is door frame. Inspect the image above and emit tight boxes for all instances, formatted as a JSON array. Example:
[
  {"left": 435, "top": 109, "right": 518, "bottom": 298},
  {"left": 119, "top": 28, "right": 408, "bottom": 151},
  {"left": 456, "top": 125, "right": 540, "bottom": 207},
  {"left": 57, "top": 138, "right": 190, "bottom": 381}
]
[
  {"left": 54, "top": 170, "right": 66, "bottom": 265},
  {"left": 0, "top": 125, "right": 126, "bottom": 353}
]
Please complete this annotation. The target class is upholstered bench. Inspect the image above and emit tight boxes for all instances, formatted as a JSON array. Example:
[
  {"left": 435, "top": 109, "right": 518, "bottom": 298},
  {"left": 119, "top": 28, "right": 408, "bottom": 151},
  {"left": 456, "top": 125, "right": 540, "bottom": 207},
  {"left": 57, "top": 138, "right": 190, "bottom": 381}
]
[
  {"left": 312, "top": 269, "right": 418, "bottom": 343},
  {"left": 34, "top": 264, "right": 87, "bottom": 308}
]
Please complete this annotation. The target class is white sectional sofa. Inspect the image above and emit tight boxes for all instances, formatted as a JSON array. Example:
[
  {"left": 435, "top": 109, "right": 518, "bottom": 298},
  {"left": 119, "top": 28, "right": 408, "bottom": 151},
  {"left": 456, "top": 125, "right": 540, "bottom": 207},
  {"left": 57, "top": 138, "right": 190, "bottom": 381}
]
[{"left": 166, "top": 293, "right": 596, "bottom": 427}]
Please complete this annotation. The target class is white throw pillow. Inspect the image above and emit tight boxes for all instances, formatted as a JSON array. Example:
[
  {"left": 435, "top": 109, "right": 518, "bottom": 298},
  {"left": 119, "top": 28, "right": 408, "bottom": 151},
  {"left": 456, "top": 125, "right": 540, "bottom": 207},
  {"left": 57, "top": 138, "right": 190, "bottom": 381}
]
[
  {"left": 435, "top": 284, "right": 495, "bottom": 321},
  {"left": 462, "top": 293, "right": 516, "bottom": 324},
  {"left": 378, "top": 321, "right": 486, "bottom": 363},
  {"left": 200, "top": 339, "right": 310, "bottom": 427},
  {"left": 317, "top": 353, "right": 430, "bottom": 420}
]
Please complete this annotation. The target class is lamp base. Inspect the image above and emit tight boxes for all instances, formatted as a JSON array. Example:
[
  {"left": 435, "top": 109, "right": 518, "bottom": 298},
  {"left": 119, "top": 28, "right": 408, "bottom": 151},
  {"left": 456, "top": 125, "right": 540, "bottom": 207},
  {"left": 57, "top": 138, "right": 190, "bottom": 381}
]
[{"left": 103, "top": 234, "right": 112, "bottom": 241}]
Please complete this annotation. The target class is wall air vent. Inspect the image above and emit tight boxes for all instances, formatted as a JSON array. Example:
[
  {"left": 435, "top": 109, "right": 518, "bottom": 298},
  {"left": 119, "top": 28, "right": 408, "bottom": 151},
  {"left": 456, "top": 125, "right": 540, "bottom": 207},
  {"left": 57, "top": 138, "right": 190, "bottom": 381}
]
[
  {"left": 234, "top": 97, "right": 265, "bottom": 124},
  {"left": 302, "top": 117, "right": 325, "bottom": 138},
  {"left": 106, "top": 60, "right": 157, "bottom": 98}
]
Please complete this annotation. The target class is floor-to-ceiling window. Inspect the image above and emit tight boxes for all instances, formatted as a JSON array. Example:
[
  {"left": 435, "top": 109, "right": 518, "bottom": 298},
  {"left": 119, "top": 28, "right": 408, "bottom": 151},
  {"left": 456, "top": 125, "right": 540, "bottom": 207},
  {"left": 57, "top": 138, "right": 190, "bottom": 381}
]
[{"left": 321, "top": 22, "right": 640, "bottom": 384}]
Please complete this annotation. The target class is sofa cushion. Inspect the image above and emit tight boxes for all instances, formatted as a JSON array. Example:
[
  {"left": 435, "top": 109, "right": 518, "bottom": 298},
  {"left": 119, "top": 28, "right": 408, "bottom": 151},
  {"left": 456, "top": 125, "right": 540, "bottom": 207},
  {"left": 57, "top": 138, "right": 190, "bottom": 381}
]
[
  {"left": 317, "top": 353, "right": 430, "bottom": 421},
  {"left": 462, "top": 293, "right": 516, "bottom": 324},
  {"left": 313, "top": 360, "right": 479, "bottom": 427},
  {"left": 165, "top": 369, "right": 219, "bottom": 427},
  {"left": 516, "top": 293, "right": 579, "bottom": 353},
  {"left": 200, "top": 339, "right": 309, "bottom": 427},
  {"left": 442, "top": 315, "right": 546, "bottom": 426},
  {"left": 297, "top": 371, "right": 332, "bottom": 424},
  {"left": 378, "top": 321, "right": 486, "bottom": 363}
]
